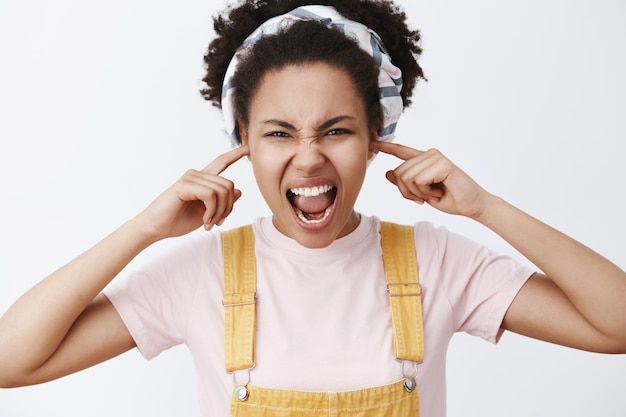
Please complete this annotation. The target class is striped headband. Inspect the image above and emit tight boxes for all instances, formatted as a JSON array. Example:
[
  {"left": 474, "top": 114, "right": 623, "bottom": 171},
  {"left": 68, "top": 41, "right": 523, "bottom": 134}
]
[{"left": 221, "top": 5, "right": 404, "bottom": 147}]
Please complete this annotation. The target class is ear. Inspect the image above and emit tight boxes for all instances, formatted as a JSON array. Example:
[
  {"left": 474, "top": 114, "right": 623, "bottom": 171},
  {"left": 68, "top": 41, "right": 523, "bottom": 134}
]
[
  {"left": 237, "top": 127, "right": 252, "bottom": 162},
  {"left": 368, "top": 131, "right": 379, "bottom": 160},
  {"left": 238, "top": 124, "right": 249, "bottom": 146}
]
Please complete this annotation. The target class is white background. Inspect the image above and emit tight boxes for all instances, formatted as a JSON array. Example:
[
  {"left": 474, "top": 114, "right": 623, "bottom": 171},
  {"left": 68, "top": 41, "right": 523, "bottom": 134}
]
[{"left": 1, "top": 0, "right": 625, "bottom": 416}]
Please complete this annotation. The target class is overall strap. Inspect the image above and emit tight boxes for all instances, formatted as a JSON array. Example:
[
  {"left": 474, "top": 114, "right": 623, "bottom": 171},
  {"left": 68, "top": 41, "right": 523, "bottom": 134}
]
[
  {"left": 222, "top": 225, "right": 256, "bottom": 372},
  {"left": 221, "top": 222, "right": 424, "bottom": 372},
  {"left": 380, "top": 221, "right": 424, "bottom": 363}
]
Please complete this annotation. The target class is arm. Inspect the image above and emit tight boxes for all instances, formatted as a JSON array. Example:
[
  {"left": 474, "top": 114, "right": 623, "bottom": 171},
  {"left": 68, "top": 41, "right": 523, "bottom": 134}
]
[
  {"left": 0, "top": 145, "right": 249, "bottom": 388},
  {"left": 485, "top": 197, "right": 626, "bottom": 353},
  {"left": 371, "top": 141, "right": 626, "bottom": 353}
]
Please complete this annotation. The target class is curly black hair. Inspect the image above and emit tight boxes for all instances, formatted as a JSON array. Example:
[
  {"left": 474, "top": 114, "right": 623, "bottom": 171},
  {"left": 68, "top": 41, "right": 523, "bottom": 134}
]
[{"left": 200, "top": 0, "right": 424, "bottom": 141}]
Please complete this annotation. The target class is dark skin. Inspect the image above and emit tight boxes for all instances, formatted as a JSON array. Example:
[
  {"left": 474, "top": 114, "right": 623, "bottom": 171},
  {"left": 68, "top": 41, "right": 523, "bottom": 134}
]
[
  {"left": 372, "top": 140, "right": 626, "bottom": 353},
  {"left": 0, "top": 146, "right": 249, "bottom": 387},
  {"left": 1, "top": 63, "right": 625, "bottom": 390}
]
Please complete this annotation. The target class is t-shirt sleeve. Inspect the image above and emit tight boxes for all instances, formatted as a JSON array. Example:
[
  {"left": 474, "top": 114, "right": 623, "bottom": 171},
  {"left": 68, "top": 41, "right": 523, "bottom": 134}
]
[
  {"left": 415, "top": 222, "right": 535, "bottom": 344},
  {"left": 103, "top": 230, "right": 220, "bottom": 360}
]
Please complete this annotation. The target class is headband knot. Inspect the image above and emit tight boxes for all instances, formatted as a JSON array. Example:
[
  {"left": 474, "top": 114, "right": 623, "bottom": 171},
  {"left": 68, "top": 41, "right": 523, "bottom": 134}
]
[{"left": 221, "top": 5, "right": 403, "bottom": 147}]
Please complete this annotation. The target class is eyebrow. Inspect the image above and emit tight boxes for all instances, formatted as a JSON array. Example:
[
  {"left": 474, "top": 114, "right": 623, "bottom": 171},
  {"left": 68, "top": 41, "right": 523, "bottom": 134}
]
[{"left": 261, "top": 115, "right": 356, "bottom": 132}]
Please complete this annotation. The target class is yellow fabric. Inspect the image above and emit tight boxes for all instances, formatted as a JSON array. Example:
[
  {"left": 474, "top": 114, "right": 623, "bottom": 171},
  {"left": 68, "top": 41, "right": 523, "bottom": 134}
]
[
  {"left": 231, "top": 379, "right": 418, "bottom": 417},
  {"left": 222, "top": 225, "right": 257, "bottom": 372},
  {"left": 380, "top": 221, "right": 424, "bottom": 363},
  {"left": 222, "top": 221, "right": 423, "bottom": 416}
]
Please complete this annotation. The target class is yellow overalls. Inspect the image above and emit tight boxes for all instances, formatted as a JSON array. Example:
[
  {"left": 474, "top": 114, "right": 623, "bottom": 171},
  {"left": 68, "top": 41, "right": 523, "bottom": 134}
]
[{"left": 221, "top": 222, "right": 424, "bottom": 416}]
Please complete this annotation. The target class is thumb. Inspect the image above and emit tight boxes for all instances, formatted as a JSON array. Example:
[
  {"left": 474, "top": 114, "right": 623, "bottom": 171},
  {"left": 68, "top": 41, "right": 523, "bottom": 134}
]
[{"left": 385, "top": 170, "right": 398, "bottom": 185}]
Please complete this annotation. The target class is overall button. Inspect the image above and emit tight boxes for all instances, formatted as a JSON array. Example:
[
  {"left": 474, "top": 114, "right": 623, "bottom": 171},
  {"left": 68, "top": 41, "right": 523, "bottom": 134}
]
[
  {"left": 235, "top": 385, "right": 249, "bottom": 401},
  {"left": 403, "top": 377, "right": 417, "bottom": 393}
]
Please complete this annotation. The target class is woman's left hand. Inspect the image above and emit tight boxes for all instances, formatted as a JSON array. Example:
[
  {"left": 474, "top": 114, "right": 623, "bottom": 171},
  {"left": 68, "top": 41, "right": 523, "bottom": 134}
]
[
  {"left": 370, "top": 141, "right": 492, "bottom": 220},
  {"left": 372, "top": 140, "right": 626, "bottom": 354}
]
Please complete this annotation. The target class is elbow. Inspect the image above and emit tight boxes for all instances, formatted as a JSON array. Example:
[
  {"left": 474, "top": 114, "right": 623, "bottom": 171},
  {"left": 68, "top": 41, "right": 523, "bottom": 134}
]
[
  {"left": 0, "top": 362, "right": 16, "bottom": 388},
  {"left": 0, "top": 372, "right": 25, "bottom": 389},
  {"left": 588, "top": 333, "right": 626, "bottom": 355},
  {"left": 601, "top": 342, "right": 626, "bottom": 355},
  {"left": 0, "top": 362, "right": 38, "bottom": 389},
  {"left": 0, "top": 373, "right": 39, "bottom": 389},
  {"left": 0, "top": 374, "right": 22, "bottom": 389}
]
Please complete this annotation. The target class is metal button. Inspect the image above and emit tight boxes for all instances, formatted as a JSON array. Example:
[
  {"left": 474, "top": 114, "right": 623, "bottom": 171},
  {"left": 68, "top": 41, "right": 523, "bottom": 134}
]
[
  {"left": 403, "top": 377, "right": 417, "bottom": 393},
  {"left": 235, "top": 385, "right": 249, "bottom": 401}
]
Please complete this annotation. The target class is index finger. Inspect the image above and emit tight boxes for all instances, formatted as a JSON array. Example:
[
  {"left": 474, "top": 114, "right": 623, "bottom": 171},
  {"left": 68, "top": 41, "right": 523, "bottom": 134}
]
[
  {"left": 370, "top": 140, "right": 423, "bottom": 161},
  {"left": 202, "top": 144, "right": 250, "bottom": 175}
]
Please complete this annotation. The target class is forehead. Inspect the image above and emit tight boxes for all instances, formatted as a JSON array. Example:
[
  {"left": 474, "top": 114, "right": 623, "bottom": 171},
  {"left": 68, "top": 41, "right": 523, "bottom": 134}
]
[{"left": 248, "top": 63, "right": 367, "bottom": 125}]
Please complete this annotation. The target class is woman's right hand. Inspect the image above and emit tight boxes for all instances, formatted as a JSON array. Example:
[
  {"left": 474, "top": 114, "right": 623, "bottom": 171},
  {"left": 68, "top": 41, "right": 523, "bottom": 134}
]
[
  {"left": 137, "top": 145, "right": 249, "bottom": 241},
  {"left": 0, "top": 145, "right": 250, "bottom": 388}
]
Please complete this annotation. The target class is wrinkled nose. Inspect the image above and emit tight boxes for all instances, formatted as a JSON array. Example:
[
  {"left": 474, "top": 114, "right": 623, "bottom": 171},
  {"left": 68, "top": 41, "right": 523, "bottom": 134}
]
[{"left": 291, "top": 140, "right": 325, "bottom": 174}]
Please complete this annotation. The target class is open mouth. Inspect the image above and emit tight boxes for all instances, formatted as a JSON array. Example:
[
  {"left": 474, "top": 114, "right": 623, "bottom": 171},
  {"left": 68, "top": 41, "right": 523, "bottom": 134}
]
[{"left": 287, "top": 185, "right": 337, "bottom": 225}]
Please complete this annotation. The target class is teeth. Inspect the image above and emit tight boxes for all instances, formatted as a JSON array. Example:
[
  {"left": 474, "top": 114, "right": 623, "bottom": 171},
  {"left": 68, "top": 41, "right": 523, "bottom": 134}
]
[
  {"left": 295, "top": 206, "right": 333, "bottom": 224},
  {"left": 290, "top": 185, "right": 333, "bottom": 197}
]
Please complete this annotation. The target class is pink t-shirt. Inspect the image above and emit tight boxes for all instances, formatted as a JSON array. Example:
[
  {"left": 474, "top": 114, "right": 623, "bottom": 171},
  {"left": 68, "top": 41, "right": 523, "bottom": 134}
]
[{"left": 104, "top": 215, "right": 533, "bottom": 417}]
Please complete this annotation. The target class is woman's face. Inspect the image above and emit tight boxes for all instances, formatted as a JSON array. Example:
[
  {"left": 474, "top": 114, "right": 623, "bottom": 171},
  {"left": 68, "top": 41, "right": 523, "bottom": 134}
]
[{"left": 241, "top": 62, "right": 375, "bottom": 248}]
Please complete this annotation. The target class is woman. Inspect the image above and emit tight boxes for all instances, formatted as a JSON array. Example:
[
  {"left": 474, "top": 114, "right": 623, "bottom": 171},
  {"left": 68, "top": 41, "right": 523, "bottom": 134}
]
[{"left": 0, "top": 0, "right": 625, "bottom": 416}]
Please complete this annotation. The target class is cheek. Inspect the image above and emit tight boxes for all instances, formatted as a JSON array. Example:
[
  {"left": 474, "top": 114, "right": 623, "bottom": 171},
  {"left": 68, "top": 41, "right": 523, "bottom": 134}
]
[
  {"left": 331, "top": 139, "right": 371, "bottom": 166},
  {"left": 250, "top": 142, "right": 278, "bottom": 166},
  {"left": 248, "top": 142, "right": 288, "bottom": 190},
  {"left": 328, "top": 148, "right": 368, "bottom": 190},
  {"left": 248, "top": 139, "right": 267, "bottom": 165}
]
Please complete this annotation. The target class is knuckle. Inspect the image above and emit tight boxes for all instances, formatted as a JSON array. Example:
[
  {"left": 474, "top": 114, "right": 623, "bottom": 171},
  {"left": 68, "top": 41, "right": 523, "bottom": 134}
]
[
  {"left": 224, "top": 179, "right": 235, "bottom": 191},
  {"left": 205, "top": 188, "right": 218, "bottom": 201},
  {"left": 179, "top": 169, "right": 200, "bottom": 185}
]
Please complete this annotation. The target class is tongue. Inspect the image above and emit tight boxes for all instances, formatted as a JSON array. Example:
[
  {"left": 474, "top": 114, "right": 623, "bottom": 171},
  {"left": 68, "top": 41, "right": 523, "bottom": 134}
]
[{"left": 292, "top": 193, "right": 334, "bottom": 215}]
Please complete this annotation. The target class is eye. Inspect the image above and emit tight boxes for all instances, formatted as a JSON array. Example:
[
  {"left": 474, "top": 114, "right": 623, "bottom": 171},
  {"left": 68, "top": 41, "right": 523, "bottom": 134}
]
[
  {"left": 327, "top": 128, "right": 352, "bottom": 136},
  {"left": 265, "top": 131, "right": 291, "bottom": 139}
]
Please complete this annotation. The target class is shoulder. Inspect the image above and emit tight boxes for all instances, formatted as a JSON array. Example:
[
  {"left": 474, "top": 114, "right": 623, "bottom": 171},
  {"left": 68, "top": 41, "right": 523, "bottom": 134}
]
[{"left": 108, "top": 228, "right": 225, "bottom": 297}]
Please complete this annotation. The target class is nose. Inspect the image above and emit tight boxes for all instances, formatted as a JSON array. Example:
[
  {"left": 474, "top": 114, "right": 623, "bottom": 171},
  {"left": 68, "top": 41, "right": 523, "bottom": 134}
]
[{"left": 291, "top": 138, "right": 326, "bottom": 174}]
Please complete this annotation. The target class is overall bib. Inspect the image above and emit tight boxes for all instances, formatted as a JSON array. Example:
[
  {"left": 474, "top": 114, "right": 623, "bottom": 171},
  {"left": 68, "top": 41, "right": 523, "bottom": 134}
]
[{"left": 221, "top": 222, "right": 424, "bottom": 416}]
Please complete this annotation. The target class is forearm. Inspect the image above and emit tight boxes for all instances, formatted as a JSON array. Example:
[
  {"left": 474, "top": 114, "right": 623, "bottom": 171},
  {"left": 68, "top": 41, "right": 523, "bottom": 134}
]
[
  {"left": 0, "top": 216, "right": 155, "bottom": 375},
  {"left": 476, "top": 194, "right": 626, "bottom": 340}
]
